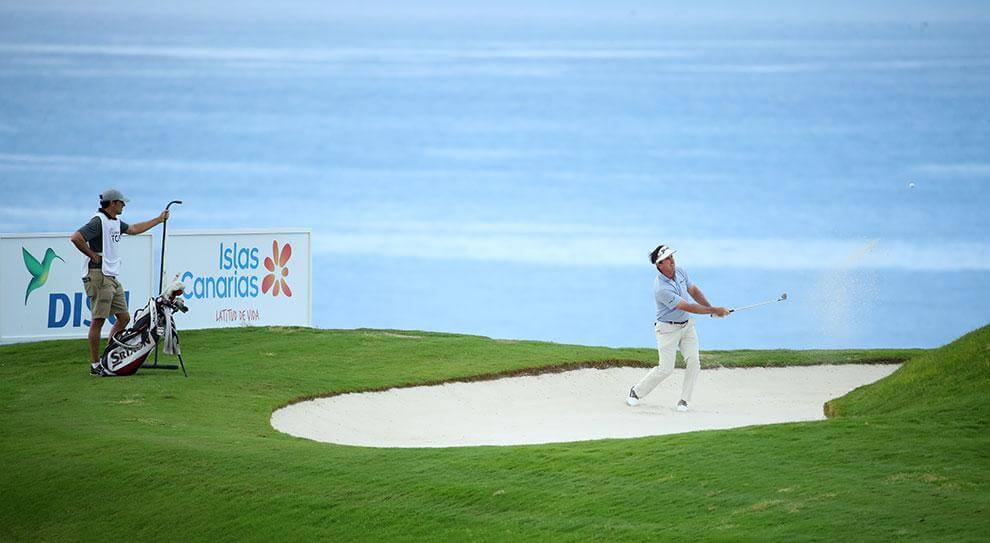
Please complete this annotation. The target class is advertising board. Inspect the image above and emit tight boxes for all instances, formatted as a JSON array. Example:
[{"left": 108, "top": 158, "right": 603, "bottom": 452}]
[
  {"left": 0, "top": 232, "right": 153, "bottom": 344},
  {"left": 164, "top": 230, "right": 311, "bottom": 330}
]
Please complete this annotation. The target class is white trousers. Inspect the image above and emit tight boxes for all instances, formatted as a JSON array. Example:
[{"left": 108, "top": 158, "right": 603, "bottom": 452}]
[{"left": 633, "top": 318, "right": 701, "bottom": 402}]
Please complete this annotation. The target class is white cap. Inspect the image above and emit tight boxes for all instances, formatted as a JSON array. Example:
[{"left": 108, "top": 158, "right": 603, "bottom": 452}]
[{"left": 652, "top": 244, "right": 676, "bottom": 264}]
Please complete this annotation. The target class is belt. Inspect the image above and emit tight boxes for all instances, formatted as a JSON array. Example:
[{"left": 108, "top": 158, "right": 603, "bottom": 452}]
[{"left": 659, "top": 320, "right": 688, "bottom": 325}]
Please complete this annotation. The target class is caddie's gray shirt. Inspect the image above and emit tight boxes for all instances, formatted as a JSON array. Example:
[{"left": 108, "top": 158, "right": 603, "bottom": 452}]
[
  {"left": 655, "top": 268, "right": 694, "bottom": 322},
  {"left": 77, "top": 211, "right": 129, "bottom": 269}
]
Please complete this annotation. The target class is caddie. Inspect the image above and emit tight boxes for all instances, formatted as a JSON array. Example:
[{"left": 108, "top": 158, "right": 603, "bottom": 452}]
[
  {"left": 626, "top": 244, "right": 730, "bottom": 411},
  {"left": 69, "top": 188, "right": 168, "bottom": 375}
]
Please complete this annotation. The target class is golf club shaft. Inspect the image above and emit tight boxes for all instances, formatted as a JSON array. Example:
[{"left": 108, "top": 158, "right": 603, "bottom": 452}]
[
  {"left": 730, "top": 299, "right": 777, "bottom": 313},
  {"left": 731, "top": 294, "right": 787, "bottom": 313},
  {"left": 152, "top": 200, "right": 182, "bottom": 370},
  {"left": 158, "top": 201, "right": 182, "bottom": 293},
  {"left": 709, "top": 298, "right": 775, "bottom": 317}
]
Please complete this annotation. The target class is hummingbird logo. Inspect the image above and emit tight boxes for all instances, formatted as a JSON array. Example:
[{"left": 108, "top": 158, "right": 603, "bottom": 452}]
[{"left": 23, "top": 247, "right": 64, "bottom": 305}]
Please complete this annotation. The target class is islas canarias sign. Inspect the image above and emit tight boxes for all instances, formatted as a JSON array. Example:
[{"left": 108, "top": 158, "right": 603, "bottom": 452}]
[{"left": 169, "top": 230, "right": 310, "bottom": 329}]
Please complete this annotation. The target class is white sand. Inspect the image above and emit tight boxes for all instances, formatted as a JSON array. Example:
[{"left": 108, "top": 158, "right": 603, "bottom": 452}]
[{"left": 271, "top": 364, "right": 899, "bottom": 448}]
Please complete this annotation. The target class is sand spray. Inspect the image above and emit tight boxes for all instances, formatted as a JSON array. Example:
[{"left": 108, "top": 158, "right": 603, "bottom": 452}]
[{"left": 810, "top": 239, "right": 880, "bottom": 343}]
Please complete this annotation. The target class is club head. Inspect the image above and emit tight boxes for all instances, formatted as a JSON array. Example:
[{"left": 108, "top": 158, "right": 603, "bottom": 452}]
[{"left": 779, "top": 292, "right": 788, "bottom": 301}]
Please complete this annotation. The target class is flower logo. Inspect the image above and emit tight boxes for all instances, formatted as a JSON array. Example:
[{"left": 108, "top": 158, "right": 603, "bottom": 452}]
[{"left": 262, "top": 240, "right": 292, "bottom": 297}]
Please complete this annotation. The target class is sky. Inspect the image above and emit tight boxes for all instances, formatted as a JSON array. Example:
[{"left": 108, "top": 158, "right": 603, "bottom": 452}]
[{"left": 3, "top": 0, "right": 989, "bottom": 23}]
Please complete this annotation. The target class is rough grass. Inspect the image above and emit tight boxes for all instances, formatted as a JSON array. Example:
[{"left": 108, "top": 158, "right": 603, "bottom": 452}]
[
  {"left": 825, "top": 325, "right": 990, "bottom": 421},
  {"left": 0, "top": 326, "right": 986, "bottom": 541}
]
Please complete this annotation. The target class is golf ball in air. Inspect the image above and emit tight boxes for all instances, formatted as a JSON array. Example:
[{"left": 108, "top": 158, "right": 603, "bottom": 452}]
[{"left": 908, "top": 181, "right": 916, "bottom": 189}]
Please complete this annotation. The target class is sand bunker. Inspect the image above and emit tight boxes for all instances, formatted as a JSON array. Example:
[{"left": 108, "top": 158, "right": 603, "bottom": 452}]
[{"left": 271, "top": 364, "right": 898, "bottom": 448}]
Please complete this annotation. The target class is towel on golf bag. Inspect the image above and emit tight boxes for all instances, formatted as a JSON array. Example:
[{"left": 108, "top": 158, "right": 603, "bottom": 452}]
[
  {"left": 162, "top": 302, "right": 181, "bottom": 356},
  {"left": 98, "top": 279, "right": 187, "bottom": 376}
]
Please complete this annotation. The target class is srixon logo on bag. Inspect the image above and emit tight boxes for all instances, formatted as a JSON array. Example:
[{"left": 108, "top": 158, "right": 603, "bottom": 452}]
[{"left": 104, "top": 334, "right": 154, "bottom": 370}]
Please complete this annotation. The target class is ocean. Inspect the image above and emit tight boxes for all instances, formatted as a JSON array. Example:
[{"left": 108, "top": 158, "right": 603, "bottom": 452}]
[{"left": 1, "top": 6, "right": 988, "bottom": 348}]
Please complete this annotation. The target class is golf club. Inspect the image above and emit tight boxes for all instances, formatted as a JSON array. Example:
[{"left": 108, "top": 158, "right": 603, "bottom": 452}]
[
  {"left": 146, "top": 200, "right": 184, "bottom": 373},
  {"left": 729, "top": 292, "right": 788, "bottom": 313}
]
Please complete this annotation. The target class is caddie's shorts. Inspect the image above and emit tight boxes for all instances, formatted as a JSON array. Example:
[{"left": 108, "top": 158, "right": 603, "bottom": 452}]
[{"left": 83, "top": 269, "right": 127, "bottom": 320}]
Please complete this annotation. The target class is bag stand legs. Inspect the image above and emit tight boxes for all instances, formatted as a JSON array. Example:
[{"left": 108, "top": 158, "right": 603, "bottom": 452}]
[
  {"left": 145, "top": 345, "right": 187, "bottom": 377},
  {"left": 147, "top": 344, "right": 174, "bottom": 368},
  {"left": 176, "top": 353, "right": 188, "bottom": 377}
]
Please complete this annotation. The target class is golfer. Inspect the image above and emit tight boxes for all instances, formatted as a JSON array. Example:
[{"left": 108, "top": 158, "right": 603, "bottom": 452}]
[
  {"left": 626, "top": 244, "right": 729, "bottom": 411},
  {"left": 70, "top": 188, "right": 168, "bottom": 375}
]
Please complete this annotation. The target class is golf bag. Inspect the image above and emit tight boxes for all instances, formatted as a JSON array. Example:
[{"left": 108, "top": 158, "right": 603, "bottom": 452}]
[{"left": 98, "top": 279, "right": 189, "bottom": 377}]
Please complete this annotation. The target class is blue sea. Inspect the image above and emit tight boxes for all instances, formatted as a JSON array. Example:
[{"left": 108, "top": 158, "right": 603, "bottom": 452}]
[{"left": 1, "top": 5, "right": 988, "bottom": 349}]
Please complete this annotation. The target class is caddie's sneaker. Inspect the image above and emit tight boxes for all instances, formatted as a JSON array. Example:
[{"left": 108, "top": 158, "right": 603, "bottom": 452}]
[
  {"left": 90, "top": 364, "right": 103, "bottom": 376},
  {"left": 626, "top": 387, "right": 640, "bottom": 407},
  {"left": 676, "top": 400, "right": 689, "bottom": 412}
]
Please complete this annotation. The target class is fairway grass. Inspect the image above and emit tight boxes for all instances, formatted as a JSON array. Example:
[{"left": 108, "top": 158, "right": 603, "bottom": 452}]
[{"left": 0, "top": 326, "right": 986, "bottom": 541}]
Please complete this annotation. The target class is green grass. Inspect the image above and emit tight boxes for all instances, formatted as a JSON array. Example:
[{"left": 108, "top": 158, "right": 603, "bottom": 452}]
[{"left": 0, "top": 326, "right": 986, "bottom": 541}]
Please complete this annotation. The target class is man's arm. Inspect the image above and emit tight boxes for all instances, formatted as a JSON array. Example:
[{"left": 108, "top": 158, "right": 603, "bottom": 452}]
[
  {"left": 688, "top": 284, "right": 712, "bottom": 307},
  {"left": 126, "top": 210, "right": 169, "bottom": 235},
  {"left": 676, "top": 299, "right": 729, "bottom": 317},
  {"left": 70, "top": 231, "right": 101, "bottom": 263}
]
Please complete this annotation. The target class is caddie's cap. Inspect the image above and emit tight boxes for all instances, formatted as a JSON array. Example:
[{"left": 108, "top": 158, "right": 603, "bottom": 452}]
[
  {"left": 651, "top": 244, "right": 676, "bottom": 264},
  {"left": 99, "top": 188, "right": 130, "bottom": 203}
]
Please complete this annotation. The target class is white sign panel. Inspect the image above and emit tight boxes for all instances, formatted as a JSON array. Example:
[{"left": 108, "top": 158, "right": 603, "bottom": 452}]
[
  {"left": 1, "top": 233, "right": 153, "bottom": 344},
  {"left": 166, "top": 230, "right": 311, "bottom": 329}
]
